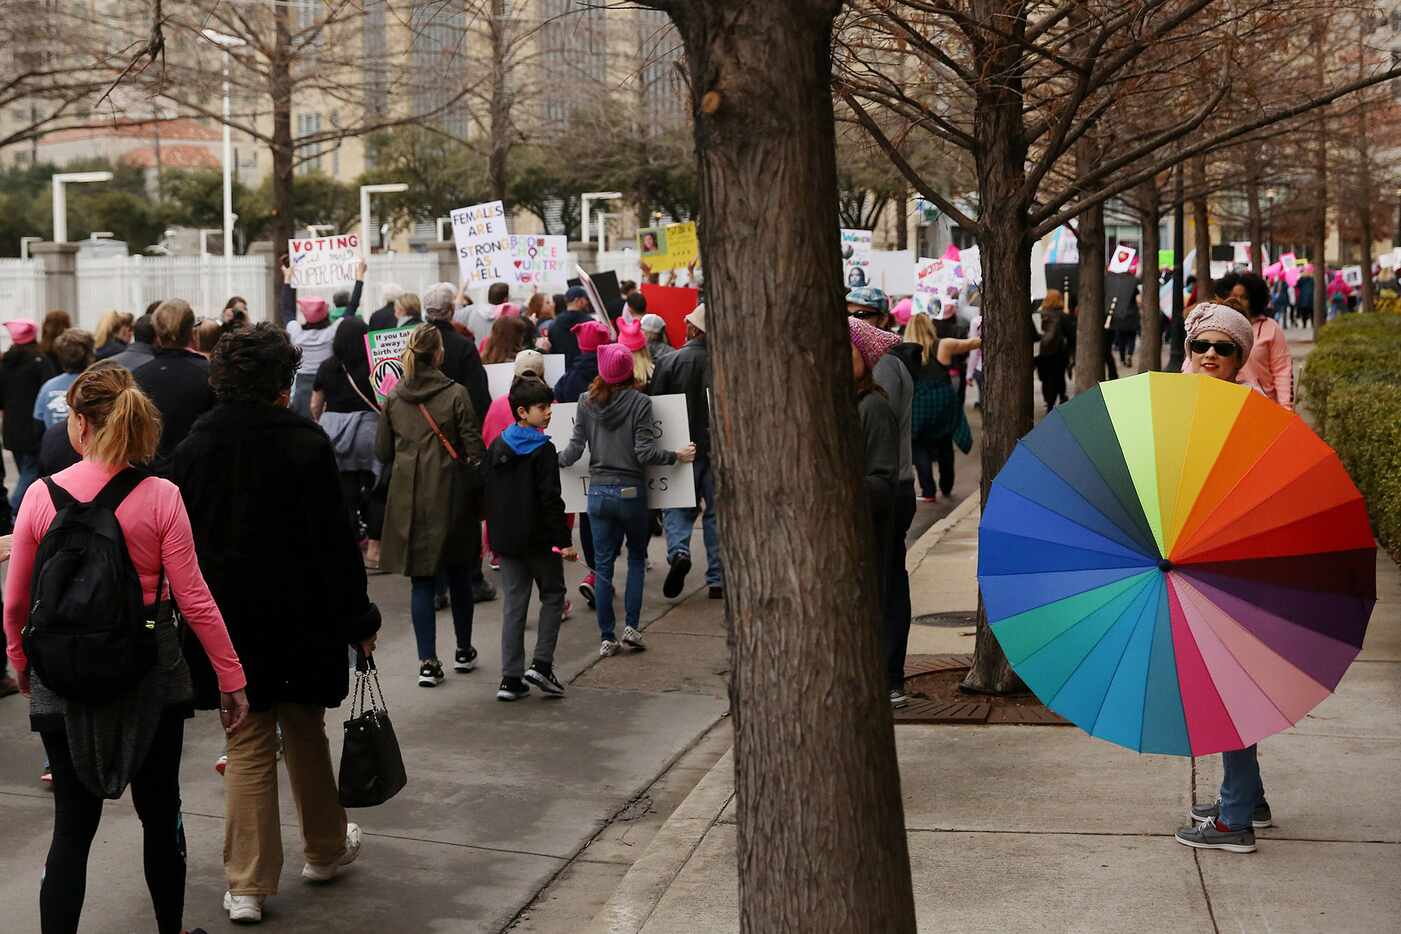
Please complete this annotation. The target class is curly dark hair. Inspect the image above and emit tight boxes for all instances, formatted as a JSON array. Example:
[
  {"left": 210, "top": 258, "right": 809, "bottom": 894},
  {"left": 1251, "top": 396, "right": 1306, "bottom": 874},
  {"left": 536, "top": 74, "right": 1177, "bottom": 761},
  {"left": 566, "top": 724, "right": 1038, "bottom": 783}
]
[
  {"left": 209, "top": 322, "right": 301, "bottom": 404},
  {"left": 1212, "top": 271, "right": 1271, "bottom": 318}
]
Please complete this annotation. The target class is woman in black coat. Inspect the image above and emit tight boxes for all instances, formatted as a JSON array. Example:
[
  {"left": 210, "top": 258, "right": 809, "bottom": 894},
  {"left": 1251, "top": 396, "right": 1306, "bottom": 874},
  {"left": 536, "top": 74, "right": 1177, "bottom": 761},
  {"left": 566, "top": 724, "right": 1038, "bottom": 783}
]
[{"left": 168, "top": 324, "right": 380, "bottom": 922}]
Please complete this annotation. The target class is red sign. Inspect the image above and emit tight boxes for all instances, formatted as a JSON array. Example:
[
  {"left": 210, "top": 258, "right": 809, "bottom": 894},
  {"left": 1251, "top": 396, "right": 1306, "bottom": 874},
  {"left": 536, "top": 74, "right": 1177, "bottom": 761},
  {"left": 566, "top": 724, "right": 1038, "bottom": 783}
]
[{"left": 639, "top": 284, "right": 700, "bottom": 349}]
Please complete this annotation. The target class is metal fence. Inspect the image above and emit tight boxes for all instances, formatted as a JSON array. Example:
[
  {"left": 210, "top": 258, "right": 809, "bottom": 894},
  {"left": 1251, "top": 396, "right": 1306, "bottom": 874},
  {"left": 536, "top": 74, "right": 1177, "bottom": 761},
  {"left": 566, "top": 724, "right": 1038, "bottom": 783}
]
[{"left": 75, "top": 255, "right": 273, "bottom": 328}]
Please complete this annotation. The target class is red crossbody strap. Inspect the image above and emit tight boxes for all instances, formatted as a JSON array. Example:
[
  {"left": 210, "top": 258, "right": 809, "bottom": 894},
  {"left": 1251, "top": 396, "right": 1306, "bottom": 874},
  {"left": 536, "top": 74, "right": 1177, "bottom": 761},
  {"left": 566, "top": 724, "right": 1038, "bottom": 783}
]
[{"left": 417, "top": 404, "right": 461, "bottom": 462}]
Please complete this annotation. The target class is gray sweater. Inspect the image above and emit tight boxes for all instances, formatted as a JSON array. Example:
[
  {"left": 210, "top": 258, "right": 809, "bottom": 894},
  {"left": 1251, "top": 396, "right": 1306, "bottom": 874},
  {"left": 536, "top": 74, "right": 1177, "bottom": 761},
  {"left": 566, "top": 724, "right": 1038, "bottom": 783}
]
[
  {"left": 559, "top": 387, "right": 678, "bottom": 487},
  {"left": 873, "top": 353, "right": 913, "bottom": 486},
  {"left": 859, "top": 390, "right": 900, "bottom": 508}
]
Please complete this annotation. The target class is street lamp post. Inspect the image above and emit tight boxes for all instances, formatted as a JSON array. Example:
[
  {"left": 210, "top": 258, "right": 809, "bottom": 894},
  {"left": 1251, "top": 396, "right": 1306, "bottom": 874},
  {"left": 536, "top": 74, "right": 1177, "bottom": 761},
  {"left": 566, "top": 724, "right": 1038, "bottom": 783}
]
[
  {"left": 580, "top": 192, "right": 623, "bottom": 250},
  {"left": 51, "top": 172, "right": 113, "bottom": 243},
  {"left": 201, "top": 29, "right": 246, "bottom": 302},
  {"left": 359, "top": 183, "right": 408, "bottom": 256},
  {"left": 200, "top": 228, "right": 221, "bottom": 316}
]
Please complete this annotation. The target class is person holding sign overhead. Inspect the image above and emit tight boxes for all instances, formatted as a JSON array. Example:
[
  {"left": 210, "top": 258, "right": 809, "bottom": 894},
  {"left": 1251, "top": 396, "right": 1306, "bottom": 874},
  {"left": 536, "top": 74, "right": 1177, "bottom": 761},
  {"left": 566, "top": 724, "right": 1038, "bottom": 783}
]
[{"left": 558, "top": 342, "right": 695, "bottom": 657}]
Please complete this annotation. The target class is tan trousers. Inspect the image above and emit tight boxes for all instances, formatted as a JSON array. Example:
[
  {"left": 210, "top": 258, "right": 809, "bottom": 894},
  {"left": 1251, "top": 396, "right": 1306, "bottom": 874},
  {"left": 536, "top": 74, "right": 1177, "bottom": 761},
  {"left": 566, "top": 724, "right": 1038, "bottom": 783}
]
[{"left": 224, "top": 703, "right": 348, "bottom": 896}]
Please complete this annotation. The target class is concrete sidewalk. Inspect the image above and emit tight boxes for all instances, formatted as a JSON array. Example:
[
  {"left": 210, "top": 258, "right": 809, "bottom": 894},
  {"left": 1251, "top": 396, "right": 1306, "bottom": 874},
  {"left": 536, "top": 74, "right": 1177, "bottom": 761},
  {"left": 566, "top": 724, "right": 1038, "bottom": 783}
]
[{"left": 589, "top": 507, "right": 1401, "bottom": 934}]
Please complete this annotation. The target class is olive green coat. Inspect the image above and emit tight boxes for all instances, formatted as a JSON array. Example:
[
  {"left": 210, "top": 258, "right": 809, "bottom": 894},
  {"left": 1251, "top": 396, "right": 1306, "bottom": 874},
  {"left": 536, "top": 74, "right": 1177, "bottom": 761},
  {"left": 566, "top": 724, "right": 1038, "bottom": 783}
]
[{"left": 376, "top": 368, "right": 485, "bottom": 577}]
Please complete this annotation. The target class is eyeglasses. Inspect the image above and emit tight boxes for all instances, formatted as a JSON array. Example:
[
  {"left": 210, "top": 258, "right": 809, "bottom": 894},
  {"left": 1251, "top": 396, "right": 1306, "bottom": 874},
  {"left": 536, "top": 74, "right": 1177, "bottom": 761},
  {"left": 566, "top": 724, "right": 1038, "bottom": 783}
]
[
  {"left": 850, "top": 308, "right": 883, "bottom": 320},
  {"left": 1188, "top": 339, "right": 1239, "bottom": 357}
]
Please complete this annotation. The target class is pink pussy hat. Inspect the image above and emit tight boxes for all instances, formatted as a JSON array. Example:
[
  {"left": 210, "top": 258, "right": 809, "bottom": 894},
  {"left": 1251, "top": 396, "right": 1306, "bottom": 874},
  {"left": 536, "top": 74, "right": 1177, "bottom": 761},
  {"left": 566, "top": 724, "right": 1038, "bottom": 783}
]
[
  {"left": 617, "top": 318, "right": 646, "bottom": 352},
  {"left": 3, "top": 320, "right": 37, "bottom": 344},
  {"left": 297, "top": 297, "right": 330, "bottom": 324},
  {"left": 573, "top": 320, "right": 611, "bottom": 353},
  {"left": 892, "top": 298, "right": 914, "bottom": 326},
  {"left": 596, "top": 342, "right": 635, "bottom": 385}
]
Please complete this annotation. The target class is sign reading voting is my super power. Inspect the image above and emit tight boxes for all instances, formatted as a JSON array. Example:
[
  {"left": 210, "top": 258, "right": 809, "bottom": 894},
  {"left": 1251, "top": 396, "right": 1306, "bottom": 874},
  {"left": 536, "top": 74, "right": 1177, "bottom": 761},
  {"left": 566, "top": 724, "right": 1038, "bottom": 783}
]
[
  {"left": 288, "top": 233, "right": 360, "bottom": 289},
  {"left": 546, "top": 394, "right": 696, "bottom": 513}
]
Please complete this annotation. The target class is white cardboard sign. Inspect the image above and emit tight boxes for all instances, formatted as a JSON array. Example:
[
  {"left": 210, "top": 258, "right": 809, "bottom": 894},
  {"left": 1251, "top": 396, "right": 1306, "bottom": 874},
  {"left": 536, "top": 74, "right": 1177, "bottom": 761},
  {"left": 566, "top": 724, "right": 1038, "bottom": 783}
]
[
  {"left": 451, "top": 201, "right": 512, "bottom": 287},
  {"left": 509, "top": 234, "right": 568, "bottom": 288},
  {"left": 546, "top": 394, "right": 696, "bottom": 513},
  {"left": 288, "top": 233, "right": 360, "bottom": 289},
  {"left": 484, "top": 354, "right": 566, "bottom": 400}
]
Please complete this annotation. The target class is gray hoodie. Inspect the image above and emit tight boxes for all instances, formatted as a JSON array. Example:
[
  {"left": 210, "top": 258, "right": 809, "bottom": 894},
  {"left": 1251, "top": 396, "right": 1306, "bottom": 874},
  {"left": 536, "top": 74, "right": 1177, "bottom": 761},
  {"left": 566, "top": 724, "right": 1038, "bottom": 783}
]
[{"left": 559, "top": 386, "right": 677, "bottom": 487}]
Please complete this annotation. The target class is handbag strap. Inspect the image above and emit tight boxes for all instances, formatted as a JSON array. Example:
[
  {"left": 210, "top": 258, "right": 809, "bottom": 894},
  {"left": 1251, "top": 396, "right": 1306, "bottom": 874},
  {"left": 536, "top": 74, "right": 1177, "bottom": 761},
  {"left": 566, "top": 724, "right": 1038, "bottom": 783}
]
[
  {"left": 417, "top": 403, "right": 461, "bottom": 463},
  {"left": 344, "top": 364, "right": 381, "bottom": 413},
  {"left": 351, "top": 649, "right": 389, "bottom": 717}
]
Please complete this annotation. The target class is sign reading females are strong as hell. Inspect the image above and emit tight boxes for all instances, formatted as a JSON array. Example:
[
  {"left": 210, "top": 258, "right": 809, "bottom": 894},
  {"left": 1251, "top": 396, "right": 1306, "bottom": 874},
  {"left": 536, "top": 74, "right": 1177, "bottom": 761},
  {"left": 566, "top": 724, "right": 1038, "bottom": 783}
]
[{"left": 451, "top": 200, "right": 512, "bottom": 288}]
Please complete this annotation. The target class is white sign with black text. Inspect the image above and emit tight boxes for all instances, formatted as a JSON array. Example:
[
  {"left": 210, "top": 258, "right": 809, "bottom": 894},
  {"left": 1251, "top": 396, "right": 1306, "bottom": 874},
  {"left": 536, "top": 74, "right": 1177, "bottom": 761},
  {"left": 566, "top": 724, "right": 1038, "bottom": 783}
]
[
  {"left": 483, "top": 355, "right": 566, "bottom": 400},
  {"left": 546, "top": 394, "right": 696, "bottom": 513}
]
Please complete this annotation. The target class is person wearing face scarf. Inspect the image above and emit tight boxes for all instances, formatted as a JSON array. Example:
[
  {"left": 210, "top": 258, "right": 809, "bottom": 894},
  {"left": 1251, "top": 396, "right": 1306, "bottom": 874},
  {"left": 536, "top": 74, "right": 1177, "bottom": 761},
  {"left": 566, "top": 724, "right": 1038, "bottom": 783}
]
[{"left": 281, "top": 263, "right": 341, "bottom": 419}]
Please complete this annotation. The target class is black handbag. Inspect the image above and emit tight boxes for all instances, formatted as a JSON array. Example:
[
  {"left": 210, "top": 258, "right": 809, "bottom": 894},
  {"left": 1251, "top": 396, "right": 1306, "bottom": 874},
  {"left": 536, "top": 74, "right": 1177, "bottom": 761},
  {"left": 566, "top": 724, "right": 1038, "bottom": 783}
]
[{"left": 338, "top": 651, "right": 407, "bottom": 808}]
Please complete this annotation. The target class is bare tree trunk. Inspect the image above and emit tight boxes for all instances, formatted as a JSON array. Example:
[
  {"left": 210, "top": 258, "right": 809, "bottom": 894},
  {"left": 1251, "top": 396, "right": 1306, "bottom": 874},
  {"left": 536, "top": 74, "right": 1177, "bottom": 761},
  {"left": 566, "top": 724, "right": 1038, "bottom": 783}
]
[
  {"left": 489, "top": 1, "right": 512, "bottom": 204},
  {"left": 1138, "top": 181, "right": 1162, "bottom": 372},
  {"left": 896, "top": 194, "right": 909, "bottom": 251},
  {"left": 658, "top": 2, "right": 918, "bottom": 930},
  {"left": 961, "top": 0, "right": 1032, "bottom": 697},
  {"left": 1073, "top": 135, "right": 1107, "bottom": 395},
  {"left": 1246, "top": 154, "right": 1264, "bottom": 273},
  {"left": 1313, "top": 22, "right": 1329, "bottom": 338},
  {"left": 271, "top": 1, "right": 294, "bottom": 312},
  {"left": 1191, "top": 155, "right": 1212, "bottom": 298}
]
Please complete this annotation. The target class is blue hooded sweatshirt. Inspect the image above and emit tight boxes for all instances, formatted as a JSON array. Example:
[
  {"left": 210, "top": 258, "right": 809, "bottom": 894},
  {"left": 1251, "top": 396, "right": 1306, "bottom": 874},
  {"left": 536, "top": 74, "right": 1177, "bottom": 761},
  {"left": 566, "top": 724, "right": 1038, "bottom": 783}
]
[{"left": 502, "top": 423, "right": 550, "bottom": 456}]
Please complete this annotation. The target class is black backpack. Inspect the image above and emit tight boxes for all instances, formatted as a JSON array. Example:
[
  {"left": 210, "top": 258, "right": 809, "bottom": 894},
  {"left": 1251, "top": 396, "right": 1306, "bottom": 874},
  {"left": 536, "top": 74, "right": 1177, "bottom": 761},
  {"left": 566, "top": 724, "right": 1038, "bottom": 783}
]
[{"left": 21, "top": 469, "right": 160, "bottom": 703}]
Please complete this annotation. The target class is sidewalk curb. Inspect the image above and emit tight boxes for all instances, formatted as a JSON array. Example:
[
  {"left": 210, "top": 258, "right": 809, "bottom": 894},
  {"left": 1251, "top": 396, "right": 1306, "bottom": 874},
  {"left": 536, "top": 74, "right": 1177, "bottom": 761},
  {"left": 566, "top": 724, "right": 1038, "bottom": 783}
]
[
  {"left": 907, "top": 491, "right": 980, "bottom": 575},
  {"left": 584, "top": 749, "right": 736, "bottom": 934}
]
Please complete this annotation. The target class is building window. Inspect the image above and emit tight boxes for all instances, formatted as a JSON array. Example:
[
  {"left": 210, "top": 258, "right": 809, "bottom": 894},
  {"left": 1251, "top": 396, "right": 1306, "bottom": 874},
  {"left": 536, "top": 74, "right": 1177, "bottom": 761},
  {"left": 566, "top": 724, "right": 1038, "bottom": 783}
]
[
  {"left": 296, "top": 112, "right": 324, "bottom": 174},
  {"left": 539, "top": 1, "right": 608, "bottom": 130}
]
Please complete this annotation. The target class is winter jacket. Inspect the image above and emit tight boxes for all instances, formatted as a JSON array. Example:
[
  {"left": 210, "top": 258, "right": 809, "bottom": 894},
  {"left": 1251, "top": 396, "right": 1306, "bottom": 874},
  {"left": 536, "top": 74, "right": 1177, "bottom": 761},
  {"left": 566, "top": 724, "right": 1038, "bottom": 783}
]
[
  {"left": 647, "top": 336, "right": 677, "bottom": 370},
  {"left": 368, "top": 302, "right": 398, "bottom": 332},
  {"left": 859, "top": 389, "right": 899, "bottom": 514},
  {"left": 375, "top": 368, "right": 485, "bottom": 577},
  {"left": 108, "top": 340, "right": 156, "bottom": 373},
  {"left": 134, "top": 347, "right": 215, "bottom": 469},
  {"left": 484, "top": 427, "right": 572, "bottom": 557},
  {"left": 429, "top": 318, "right": 492, "bottom": 423},
  {"left": 550, "top": 307, "right": 593, "bottom": 369},
  {"left": 872, "top": 352, "right": 913, "bottom": 486},
  {"left": 558, "top": 387, "right": 677, "bottom": 486},
  {"left": 650, "top": 337, "right": 711, "bottom": 458},
  {"left": 1239, "top": 316, "right": 1294, "bottom": 411},
  {"left": 554, "top": 352, "right": 599, "bottom": 405},
  {"left": 0, "top": 345, "right": 52, "bottom": 453},
  {"left": 169, "top": 401, "right": 380, "bottom": 711},
  {"left": 95, "top": 337, "right": 128, "bottom": 360}
]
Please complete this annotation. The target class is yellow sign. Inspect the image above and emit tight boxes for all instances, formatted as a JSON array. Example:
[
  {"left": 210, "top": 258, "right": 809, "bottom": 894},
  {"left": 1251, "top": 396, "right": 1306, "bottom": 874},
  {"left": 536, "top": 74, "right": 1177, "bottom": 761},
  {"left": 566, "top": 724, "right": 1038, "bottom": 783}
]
[{"left": 640, "top": 221, "right": 699, "bottom": 272}]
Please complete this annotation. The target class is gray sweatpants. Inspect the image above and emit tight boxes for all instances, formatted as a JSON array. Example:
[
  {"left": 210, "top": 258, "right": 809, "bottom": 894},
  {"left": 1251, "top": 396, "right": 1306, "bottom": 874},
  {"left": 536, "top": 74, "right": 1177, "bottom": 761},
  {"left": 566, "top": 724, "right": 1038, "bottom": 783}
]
[{"left": 499, "top": 550, "right": 567, "bottom": 679}]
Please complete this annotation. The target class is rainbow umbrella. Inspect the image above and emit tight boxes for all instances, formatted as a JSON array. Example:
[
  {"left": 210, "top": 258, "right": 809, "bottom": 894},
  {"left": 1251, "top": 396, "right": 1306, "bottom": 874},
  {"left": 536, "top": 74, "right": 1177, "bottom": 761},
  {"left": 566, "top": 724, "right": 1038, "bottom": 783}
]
[{"left": 978, "top": 372, "right": 1376, "bottom": 756}]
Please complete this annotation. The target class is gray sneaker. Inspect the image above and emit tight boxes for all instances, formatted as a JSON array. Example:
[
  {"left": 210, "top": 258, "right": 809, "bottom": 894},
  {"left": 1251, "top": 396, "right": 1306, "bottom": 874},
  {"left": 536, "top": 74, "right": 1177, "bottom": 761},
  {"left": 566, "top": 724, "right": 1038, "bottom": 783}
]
[
  {"left": 1175, "top": 820, "right": 1257, "bottom": 853},
  {"left": 1189, "top": 799, "right": 1273, "bottom": 829}
]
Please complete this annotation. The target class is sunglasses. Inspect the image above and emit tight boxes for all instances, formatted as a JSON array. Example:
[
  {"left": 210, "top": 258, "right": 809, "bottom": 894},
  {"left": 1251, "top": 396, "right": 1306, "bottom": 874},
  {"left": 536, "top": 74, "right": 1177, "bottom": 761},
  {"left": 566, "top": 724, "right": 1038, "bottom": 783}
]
[
  {"left": 1188, "top": 339, "right": 1239, "bottom": 357},
  {"left": 850, "top": 308, "right": 884, "bottom": 320}
]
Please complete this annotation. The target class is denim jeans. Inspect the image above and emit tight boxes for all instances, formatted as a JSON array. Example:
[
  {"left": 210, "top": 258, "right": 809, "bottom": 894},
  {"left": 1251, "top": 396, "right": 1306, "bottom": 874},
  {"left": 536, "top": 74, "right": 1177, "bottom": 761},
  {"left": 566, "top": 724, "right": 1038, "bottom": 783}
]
[
  {"left": 9, "top": 450, "right": 39, "bottom": 513},
  {"left": 588, "top": 484, "right": 651, "bottom": 641},
  {"left": 409, "top": 564, "right": 474, "bottom": 661},
  {"left": 662, "top": 456, "right": 723, "bottom": 587},
  {"left": 1219, "top": 744, "right": 1267, "bottom": 831}
]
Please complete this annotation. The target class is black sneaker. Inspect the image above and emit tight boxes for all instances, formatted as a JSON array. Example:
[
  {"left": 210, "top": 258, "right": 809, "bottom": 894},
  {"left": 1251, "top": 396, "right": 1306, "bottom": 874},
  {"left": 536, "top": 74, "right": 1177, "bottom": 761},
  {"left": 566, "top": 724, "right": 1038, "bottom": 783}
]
[
  {"left": 496, "top": 677, "right": 529, "bottom": 701},
  {"left": 1175, "top": 819, "right": 1256, "bottom": 853},
  {"left": 663, "top": 553, "right": 691, "bottom": 598},
  {"left": 708, "top": 586, "right": 723, "bottom": 600},
  {"left": 417, "top": 660, "right": 445, "bottom": 687},
  {"left": 1189, "top": 799, "right": 1273, "bottom": 829},
  {"left": 454, "top": 647, "right": 478, "bottom": 673},
  {"left": 524, "top": 662, "right": 565, "bottom": 697},
  {"left": 472, "top": 580, "right": 497, "bottom": 604},
  {"left": 434, "top": 592, "right": 450, "bottom": 611}
]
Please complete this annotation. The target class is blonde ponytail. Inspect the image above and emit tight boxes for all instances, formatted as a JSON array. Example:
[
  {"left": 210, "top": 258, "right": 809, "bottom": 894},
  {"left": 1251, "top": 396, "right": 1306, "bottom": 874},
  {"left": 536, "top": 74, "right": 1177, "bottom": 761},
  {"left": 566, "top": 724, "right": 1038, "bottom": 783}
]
[
  {"left": 67, "top": 366, "right": 163, "bottom": 466},
  {"left": 402, "top": 323, "right": 442, "bottom": 383}
]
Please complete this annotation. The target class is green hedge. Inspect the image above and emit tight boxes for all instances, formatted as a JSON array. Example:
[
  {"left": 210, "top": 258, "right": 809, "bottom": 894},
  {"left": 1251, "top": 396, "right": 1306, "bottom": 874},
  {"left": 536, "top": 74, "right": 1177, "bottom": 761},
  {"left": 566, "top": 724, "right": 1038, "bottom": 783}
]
[{"left": 1299, "top": 312, "right": 1401, "bottom": 559}]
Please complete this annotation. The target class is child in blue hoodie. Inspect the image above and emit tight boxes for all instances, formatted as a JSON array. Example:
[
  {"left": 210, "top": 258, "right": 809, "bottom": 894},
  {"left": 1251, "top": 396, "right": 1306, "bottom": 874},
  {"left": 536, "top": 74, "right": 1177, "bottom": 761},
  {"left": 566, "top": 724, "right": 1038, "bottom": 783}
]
[{"left": 484, "top": 377, "right": 577, "bottom": 700}]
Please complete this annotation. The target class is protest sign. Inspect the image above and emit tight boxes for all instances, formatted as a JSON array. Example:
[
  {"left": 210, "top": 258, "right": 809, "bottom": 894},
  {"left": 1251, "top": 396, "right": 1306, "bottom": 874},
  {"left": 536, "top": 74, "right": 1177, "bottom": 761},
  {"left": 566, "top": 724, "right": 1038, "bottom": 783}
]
[
  {"left": 509, "top": 234, "right": 568, "bottom": 288},
  {"left": 364, "top": 324, "right": 416, "bottom": 403},
  {"left": 958, "top": 245, "right": 983, "bottom": 285},
  {"left": 451, "top": 200, "right": 511, "bottom": 288},
  {"left": 288, "top": 233, "right": 359, "bottom": 289},
  {"left": 913, "top": 258, "right": 946, "bottom": 317},
  {"left": 546, "top": 394, "right": 696, "bottom": 513},
  {"left": 484, "top": 354, "right": 565, "bottom": 400},
  {"left": 866, "top": 250, "right": 915, "bottom": 295},
  {"left": 1342, "top": 266, "right": 1363, "bottom": 288},
  {"left": 841, "top": 228, "right": 874, "bottom": 287},
  {"left": 639, "top": 284, "right": 700, "bottom": 348},
  {"left": 640, "top": 222, "right": 700, "bottom": 273},
  {"left": 568, "top": 267, "right": 618, "bottom": 338},
  {"left": 1108, "top": 244, "right": 1137, "bottom": 274}
]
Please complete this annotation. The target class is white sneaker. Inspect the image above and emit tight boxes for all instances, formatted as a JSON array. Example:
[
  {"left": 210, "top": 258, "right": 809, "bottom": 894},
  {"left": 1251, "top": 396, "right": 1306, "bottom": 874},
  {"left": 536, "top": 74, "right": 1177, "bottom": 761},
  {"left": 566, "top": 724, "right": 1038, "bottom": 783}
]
[
  {"left": 599, "top": 639, "right": 620, "bottom": 657},
  {"left": 621, "top": 626, "right": 646, "bottom": 650},
  {"left": 301, "top": 822, "right": 363, "bottom": 882},
  {"left": 224, "top": 891, "right": 265, "bottom": 923}
]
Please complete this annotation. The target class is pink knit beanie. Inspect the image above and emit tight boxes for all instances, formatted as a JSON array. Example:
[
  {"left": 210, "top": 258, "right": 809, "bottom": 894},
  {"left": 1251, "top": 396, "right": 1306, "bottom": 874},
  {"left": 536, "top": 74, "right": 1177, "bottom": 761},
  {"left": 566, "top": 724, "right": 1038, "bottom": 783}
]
[{"left": 596, "top": 342, "right": 634, "bottom": 385}]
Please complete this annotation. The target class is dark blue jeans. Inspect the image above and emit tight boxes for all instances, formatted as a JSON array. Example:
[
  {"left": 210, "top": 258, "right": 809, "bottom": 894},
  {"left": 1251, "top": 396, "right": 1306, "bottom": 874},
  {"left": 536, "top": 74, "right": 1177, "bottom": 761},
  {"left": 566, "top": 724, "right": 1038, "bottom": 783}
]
[
  {"left": 409, "top": 564, "right": 474, "bottom": 662},
  {"left": 1219, "top": 744, "right": 1266, "bottom": 830},
  {"left": 10, "top": 450, "right": 39, "bottom": 513},
  {"left": 587, "top": 484, "right": 650, "bottom": 641}
]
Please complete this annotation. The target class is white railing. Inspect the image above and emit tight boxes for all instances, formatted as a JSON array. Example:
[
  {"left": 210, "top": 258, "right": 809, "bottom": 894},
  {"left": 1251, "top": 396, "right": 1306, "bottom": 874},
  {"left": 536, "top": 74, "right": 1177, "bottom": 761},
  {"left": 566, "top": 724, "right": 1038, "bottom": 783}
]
[
  {"left": 0, "top": 259, "right": 47, "bottom": 321},
  {"left": 76, "top": 255, "right": 274, "bottom": 327}
]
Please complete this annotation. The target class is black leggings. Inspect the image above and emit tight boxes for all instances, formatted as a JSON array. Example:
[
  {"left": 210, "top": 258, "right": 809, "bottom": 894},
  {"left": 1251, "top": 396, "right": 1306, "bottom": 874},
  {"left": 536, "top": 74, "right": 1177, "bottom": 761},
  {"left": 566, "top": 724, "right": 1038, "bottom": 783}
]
[
  {"left": 40, "top": 710, "right": 188, "bottom": 934},
  {"left": 340, "top": 470, "right": 374, "bottom": 541}
]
